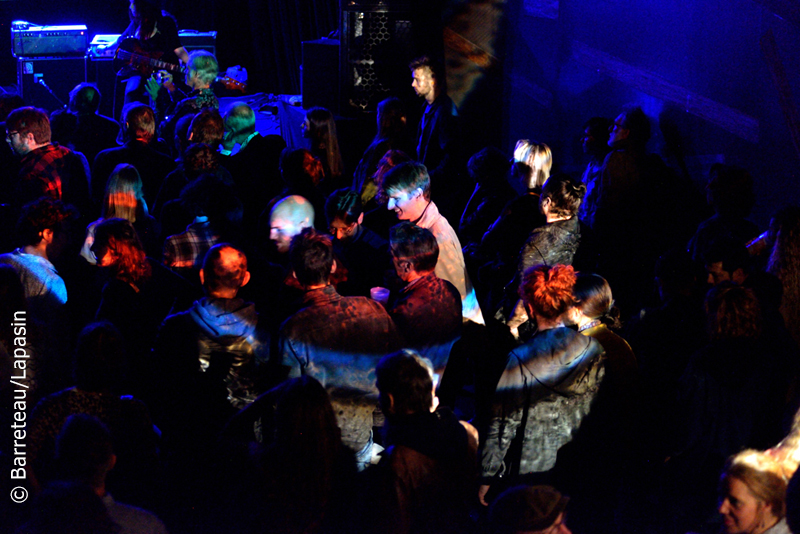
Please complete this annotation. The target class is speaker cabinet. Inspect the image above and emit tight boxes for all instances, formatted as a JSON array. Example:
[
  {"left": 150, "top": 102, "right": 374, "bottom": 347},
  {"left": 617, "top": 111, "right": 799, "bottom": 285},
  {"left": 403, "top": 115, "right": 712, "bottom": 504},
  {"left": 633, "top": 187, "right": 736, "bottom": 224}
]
[
  {"left": 302, "top": 38, "right": 340, "bottom": 113},
  {"left": 17, "top": 56, "right": 88, "bottom": 113}
]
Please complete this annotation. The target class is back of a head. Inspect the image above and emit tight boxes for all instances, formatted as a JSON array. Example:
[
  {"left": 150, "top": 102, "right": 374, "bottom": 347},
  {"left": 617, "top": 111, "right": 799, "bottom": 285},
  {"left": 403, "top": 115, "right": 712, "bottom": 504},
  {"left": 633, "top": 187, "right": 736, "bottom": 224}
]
[
  {"left": 489, "top": 485, "right": 569, "bottom": 534},
  {"left": 275, "top": 375, "right": 341, "bottom": 451},
  {"left": 93, "top": 218, "right": 150, "bottom": 285},
  {"left": 468, "top": 146, "right": 512, "bottom": 187},
  {"left": 189, "top": 109, "right": 225, "bottom": 148},
  {"left": 16, "top": 197, "right": 71, "bottom": 247},
  {"left": 224, "top": 102, "right": 256, "bottom": 136},
  {"left": 541, "top": 173, "right": 585, "bottom": 219},
  {"left": 104, "top": 164, "right": 145, "bottom": 220},
  {"left": 289, "top": 228, "right": 334, "bottom": 287},
  {"left": 183, "top": 142, "right": 219, "bottom": 176},
  {"left": 7, "top": 106, "right": 51, "bottom": 144},
  {"left": 188, "top": 50, "right": 219, "bottom": 85},
  {"left": 124, "top": 103, "right": 155, "bottom": 142},
  {"left": 376, "top": 349, "right": 434, "bottom": 416},
  {"left": 519, "top": 264, "right": 577, "bottom": 320},
  {"left": 0, "top": 92, "right": 24, "bottom": 121},
  {"left": 55, "top": 414, "right": 113, "bottom": 489},
  {"left": 382, "top": 161, "right": 431, "bottom": 201},
  {"left": 74, "top": 321, "right": 127, "bottom": 393},
  {"left": 621, "top": 106, "right": 651, "bottom": 150},
  {"left": 705, "top": 282, "right": 762, "bottom": 340},
  {"left": 69, "top": 83, "right": 101, "bottom": 115},
  {"left": 202, "top": 243, "right": 248, "bottom": 294},
  {"left": 325, "top": 188, "right": 362, "bottom": 226},
  {"left": 722, "top": 450, "right": 787, "bottom": 520},
  {"left": 376, "top": 97, "right": 407, "bottom": 140},
  {"left": 306, "top": 107, "right": 335, "bottom": 141},
  {"left": 281, "top": 148, "right": 325, "bottom": 189},
  {"left": 706, "top": 164, "right": 755, "bottom": 218},
  {"left": 174, "top": 113, "right": 195, "bottom": 156},
  {"left": 390, "top": 222, "right": 439, "bottom": 274},
  {"left": 49, "top": 109, "right": 78, "bottom": 145},
  {"left": 573, "top": 272, "right": 613, "bottom": 320}
]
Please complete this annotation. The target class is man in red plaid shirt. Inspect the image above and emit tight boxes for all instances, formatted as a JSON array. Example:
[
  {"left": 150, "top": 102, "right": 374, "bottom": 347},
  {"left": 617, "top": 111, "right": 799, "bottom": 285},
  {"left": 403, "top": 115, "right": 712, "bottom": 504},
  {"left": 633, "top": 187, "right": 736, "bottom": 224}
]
[{"left": 6, "top": 107, "right": 90, "bottom": 217}]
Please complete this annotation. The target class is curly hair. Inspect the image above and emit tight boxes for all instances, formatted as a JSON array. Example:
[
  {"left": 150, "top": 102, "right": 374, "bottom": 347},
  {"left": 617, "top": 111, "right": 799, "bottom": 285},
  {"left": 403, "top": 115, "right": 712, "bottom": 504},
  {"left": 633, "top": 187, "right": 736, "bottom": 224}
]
[
  {"left": 16, "top": 197, "right": 72, "bottom": 247},
  {"left": 281, "top": 148, "right": 325, "bottom": 189},
  {"left": 183, "top": 143, "right": 219, "bottom": 176},
  {"left": 93, "top": 218, "right": 151, "bottom": 287},
  {"left": 519, "top": 264, "right": 577, "bottom": 320},
  {"left": 705, "top": 282, "right": 762, "bottom": 340}
]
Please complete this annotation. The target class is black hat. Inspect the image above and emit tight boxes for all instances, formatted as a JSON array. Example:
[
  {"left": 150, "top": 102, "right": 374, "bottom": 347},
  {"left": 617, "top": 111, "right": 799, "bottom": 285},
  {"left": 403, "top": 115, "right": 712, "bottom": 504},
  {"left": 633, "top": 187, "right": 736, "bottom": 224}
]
[{"left": 489, "top": 485, "right": 569, "bottom": 533}]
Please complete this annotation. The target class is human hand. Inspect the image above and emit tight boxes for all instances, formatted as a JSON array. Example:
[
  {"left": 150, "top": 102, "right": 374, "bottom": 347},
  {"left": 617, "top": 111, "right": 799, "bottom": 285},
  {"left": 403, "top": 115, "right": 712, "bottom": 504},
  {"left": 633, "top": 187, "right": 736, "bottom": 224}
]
[
  {"left": 144, "top": 76, "right": 161, "bottom": 102},
  {"left": 478, "top": 484, "right": 491, "bottom": 506}
]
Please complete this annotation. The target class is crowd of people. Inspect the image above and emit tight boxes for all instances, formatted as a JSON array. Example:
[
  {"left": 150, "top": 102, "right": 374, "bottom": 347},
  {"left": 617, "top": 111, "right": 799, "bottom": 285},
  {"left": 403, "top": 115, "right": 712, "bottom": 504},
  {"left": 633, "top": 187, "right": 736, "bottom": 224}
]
[{"left": 1, "top": 45, "right": 800, "bottom": 534}]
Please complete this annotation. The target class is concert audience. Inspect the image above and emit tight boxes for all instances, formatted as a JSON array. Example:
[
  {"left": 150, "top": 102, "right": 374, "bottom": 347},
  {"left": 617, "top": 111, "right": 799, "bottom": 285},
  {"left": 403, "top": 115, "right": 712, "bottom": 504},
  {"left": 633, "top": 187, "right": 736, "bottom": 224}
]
[
  {"left": 92, "top": 103, "right": 175, "bottom": 210},
  {"left": 3, "top": 61, "right": 800, "bottom": 534}
]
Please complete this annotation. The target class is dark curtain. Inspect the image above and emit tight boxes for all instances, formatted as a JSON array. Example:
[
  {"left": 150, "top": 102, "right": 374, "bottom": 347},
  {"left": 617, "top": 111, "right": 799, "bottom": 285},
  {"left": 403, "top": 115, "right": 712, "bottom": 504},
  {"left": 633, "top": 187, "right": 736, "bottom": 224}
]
[{"left": 237, "top": 0, "right": 338, "bottom": 95}]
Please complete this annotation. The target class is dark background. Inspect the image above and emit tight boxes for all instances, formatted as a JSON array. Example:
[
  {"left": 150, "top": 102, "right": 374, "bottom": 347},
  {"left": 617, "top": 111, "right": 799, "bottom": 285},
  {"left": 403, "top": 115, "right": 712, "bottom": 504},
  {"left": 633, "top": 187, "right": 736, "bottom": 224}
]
[{"left": 1, "top": 0, "right": 799, "bottom": 227}]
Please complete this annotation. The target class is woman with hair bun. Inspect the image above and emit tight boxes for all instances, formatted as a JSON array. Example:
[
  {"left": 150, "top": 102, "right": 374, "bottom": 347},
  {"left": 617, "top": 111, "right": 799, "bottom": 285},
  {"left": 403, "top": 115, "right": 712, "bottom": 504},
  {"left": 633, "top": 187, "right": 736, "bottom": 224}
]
[{"left": 479, "top": 264, "right": 605, "bottom": 505}]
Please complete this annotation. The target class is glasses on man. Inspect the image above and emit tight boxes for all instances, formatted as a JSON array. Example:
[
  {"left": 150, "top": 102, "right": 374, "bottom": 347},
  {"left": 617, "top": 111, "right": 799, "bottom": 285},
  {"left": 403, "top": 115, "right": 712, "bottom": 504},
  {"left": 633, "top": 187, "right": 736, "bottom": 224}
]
[{"left": 5, "top": 131, "right": 19, "bottom": 142}]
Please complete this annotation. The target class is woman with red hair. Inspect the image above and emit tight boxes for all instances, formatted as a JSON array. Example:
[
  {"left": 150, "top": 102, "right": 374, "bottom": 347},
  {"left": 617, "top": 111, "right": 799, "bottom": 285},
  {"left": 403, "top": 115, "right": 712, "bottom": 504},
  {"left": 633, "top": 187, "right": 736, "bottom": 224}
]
[
  {"left": 478, "top": 264, "right": 605, "bottom": 506},
  {"left": 93, "top": 218, "right": 195, "bottom": 391}
]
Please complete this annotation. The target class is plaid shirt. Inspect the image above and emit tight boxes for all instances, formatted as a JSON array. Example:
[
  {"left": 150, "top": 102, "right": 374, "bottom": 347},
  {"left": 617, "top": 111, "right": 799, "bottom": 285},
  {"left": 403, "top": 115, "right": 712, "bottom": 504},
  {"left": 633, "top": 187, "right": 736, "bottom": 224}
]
[
  {"left": 163, "top": 220, "right": 220, "bottom": 269},
  {"left": 17, "top": 143, "right": 88, "bottom": 207}
]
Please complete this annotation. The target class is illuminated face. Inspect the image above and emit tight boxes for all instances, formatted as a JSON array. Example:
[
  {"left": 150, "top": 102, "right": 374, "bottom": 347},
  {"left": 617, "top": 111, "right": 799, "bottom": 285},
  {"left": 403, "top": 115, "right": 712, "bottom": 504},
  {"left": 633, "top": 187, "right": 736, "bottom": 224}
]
[
  {"left": 7, "top": 130, "right": 31, "bottom": 156},
  {"left": 269, "top": 214, "right": 300, "bottom": 254},
  {"left": 411, "top": 67, "right": 435, "bottom": 100},
  {"left": 608, "top": 113, "right": 629, "bottom": 147},
  {"left": 718, "top": 477, "right": 770, "bottom": 534},
  {"left": 386, "top": 187, "right": 425, "bottom": 221},
  {"left": 301, "top": 118, "right": 311, "bottom": 139},
  {"left": 329, "top": 217, "right": 357, "bottom": 242},
  {"left": 91, "top": 241, "right": 116, "bottom": 267}
]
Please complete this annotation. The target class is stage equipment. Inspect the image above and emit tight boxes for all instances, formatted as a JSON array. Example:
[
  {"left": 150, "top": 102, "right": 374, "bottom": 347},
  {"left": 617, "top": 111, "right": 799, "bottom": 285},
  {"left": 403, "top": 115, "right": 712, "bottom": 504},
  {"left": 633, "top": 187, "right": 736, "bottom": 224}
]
[
  {"left": 17, "top": 56, "right": 88, "bottom": 112},
  {"left": 302, "top": 38, "right": 339, "bottom": 112},
  {"left": 178, "top": 30, "right": 217, "bottom": 55},
  {"left": 12, "top": 21, "right": 89, "bottom": 57}
]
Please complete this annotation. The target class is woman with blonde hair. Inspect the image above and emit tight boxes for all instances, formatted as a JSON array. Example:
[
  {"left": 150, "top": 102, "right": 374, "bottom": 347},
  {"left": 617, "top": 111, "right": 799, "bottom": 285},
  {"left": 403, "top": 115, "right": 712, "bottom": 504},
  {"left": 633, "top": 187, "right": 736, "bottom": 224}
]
[
  {"left": 81, "top": 164, "right": 158, "bottom": 264},
  {"left": 718, "top": 450, "right": 789, "bottom": 534},
  {"left": 511, "top": 140, "right": 552, "bottom": 194}
]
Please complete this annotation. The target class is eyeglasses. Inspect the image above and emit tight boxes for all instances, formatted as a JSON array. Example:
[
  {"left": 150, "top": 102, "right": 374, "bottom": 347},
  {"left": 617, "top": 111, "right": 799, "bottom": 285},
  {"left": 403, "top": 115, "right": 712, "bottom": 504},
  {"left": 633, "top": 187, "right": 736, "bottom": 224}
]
[{"left": 6, "top": 131, "right": 19, "bottom": 141}]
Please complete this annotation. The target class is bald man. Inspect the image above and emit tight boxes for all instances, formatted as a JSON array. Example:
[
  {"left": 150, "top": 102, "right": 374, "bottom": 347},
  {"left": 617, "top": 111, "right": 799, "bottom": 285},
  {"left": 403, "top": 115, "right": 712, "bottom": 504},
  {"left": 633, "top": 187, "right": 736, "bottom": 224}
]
[
  {"left": 221, "top": 102, "right": 286, "bottom": 231},
  {"left": 268, "top": 195, "right": 315, "bottom": 254},
  {"left": 154, "top": 243, "right": 267, "bottom": 439}
]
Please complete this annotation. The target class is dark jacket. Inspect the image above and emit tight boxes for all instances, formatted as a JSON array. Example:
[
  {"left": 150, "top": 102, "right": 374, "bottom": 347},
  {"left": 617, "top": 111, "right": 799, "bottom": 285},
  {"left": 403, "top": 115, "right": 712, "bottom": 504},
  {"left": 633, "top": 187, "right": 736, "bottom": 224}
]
[
  {"left": 368, "top": 408, "right": 476, "bottom": 534},
  {"left": 517, "top": 216, "right": 581, "bottom": 277},
  {"left": 481, "top": 327, "right": 605, "bottom": 479},
  {"left": 92, "top": 139, "right": 176, "bottom": 209},
  {"left": 388, "top": 273, "right": 462, "bottom": 372},
  {"left": 279, "top": 285, "right": 402, "bottom": 391},
  {"left": 157, "top": 297, "right": 265, "bottom": 410}
]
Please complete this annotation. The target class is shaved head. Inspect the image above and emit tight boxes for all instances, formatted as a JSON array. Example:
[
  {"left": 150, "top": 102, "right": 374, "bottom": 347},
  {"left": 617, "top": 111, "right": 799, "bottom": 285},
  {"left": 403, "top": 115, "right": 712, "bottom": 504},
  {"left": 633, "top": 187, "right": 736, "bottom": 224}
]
[{"left": 269, "top": 195, "right": 315, "bottom": 253}]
